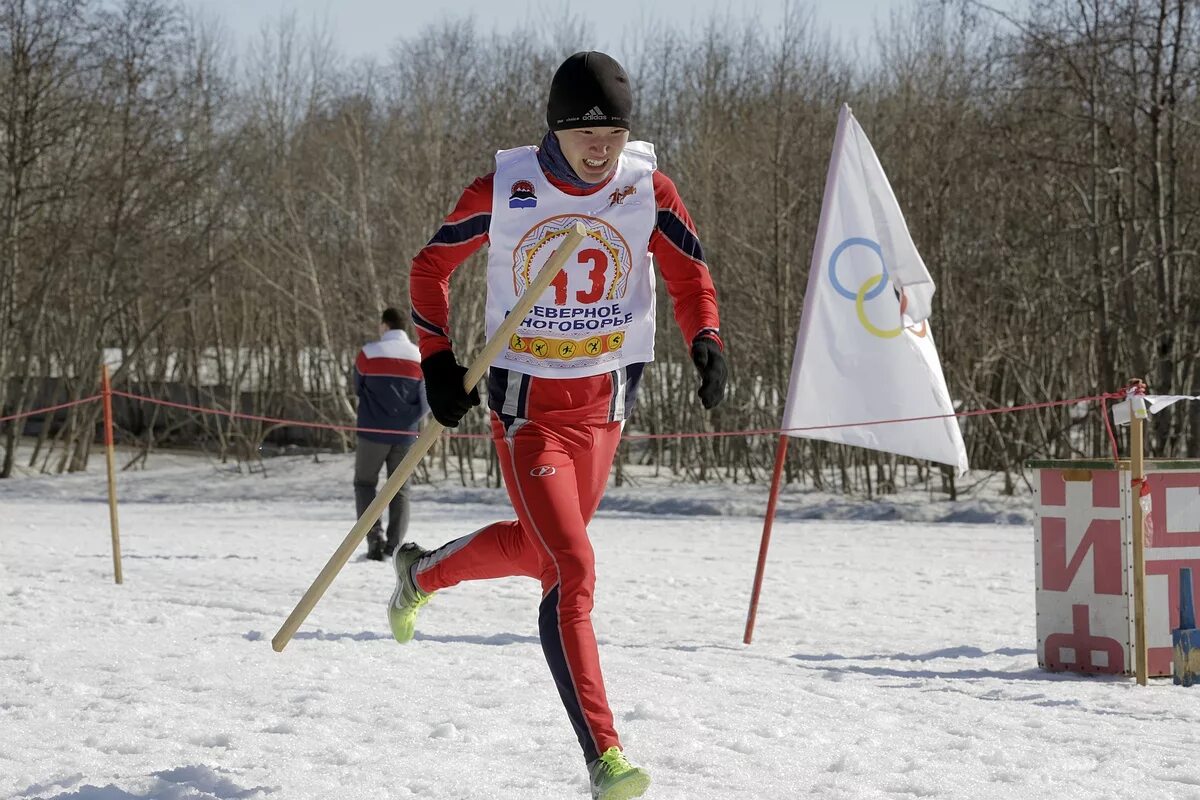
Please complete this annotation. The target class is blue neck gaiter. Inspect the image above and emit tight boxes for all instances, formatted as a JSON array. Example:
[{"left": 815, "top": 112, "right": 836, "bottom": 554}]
[{"left": 537, "top": 131, "right": 594, "bottom": 190}]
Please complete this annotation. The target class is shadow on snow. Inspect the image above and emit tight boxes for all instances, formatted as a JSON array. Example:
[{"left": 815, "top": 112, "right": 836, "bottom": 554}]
[{"left": 21, "top": 765, "right": 274, "bottom": 800}]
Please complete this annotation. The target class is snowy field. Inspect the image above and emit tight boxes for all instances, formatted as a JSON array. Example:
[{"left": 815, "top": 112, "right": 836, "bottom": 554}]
[{"left": 3, "top": 450, "right": 1200, "bottom": 800}]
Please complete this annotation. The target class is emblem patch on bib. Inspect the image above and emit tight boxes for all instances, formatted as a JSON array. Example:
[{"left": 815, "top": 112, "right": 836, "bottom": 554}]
[{"left": 509, "top": 180, "right": 537, "bottom": 209}]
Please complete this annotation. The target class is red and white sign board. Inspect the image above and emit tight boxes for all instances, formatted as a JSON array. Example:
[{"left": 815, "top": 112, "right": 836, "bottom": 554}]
[{"left": 1034, "top": 460, "right": 1200, "bottom": 677}]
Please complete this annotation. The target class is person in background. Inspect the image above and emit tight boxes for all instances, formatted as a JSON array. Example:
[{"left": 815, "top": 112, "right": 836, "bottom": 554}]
[{"left": 353, "top": 307, "right": 428, "bottom": 561}]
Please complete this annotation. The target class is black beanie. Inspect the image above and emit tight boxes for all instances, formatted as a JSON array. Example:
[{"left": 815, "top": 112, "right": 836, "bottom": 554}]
[{"left": 546, "top": 51, "right": 632, "bottom": 131}]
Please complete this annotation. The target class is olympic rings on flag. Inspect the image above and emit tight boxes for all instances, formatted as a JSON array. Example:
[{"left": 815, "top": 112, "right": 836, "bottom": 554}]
[
  {"left": 855, "top": 273, "right": 903, "bottom": 338},
  {"left": 829, "top": 237, "right": 928, "bottom": 339},
  {"left": 829, "top": 237, "right": 887, "bottom": 301}
]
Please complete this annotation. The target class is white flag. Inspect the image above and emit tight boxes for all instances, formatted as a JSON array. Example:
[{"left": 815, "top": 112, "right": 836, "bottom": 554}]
[
  {"left": 781, "top": 104, "right": 968, "bottom": 474},
  {"left": 1112, "top": 395, "right": 1200, "bottom": 426}
]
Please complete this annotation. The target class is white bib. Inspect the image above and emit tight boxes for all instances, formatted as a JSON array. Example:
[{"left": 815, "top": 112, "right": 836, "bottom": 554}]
[{"left": 485, "top": 142, "right": 658, "bottom": 378}]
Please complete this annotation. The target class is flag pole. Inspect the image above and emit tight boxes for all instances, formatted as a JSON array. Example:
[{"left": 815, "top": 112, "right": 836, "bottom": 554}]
[
  {"left": 743, "top": 107, "right": 848, "bottom": 645},
  {"left": 744, "top": 106, "right": 850, "bottom": 645},
  {"left": 744, "top": 435, "right": 790, "bottom": 644}
]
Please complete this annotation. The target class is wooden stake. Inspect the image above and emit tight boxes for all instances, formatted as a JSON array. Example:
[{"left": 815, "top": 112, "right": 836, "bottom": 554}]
[
  {"left": 101, "top": 364, "right": 123, "bottom": 585},
  {"left": 744, "top": 435, "right": 790, "bottom": 644},
  {"left": 272, "top": 222, "right": 588, "bottom": 653},
  {"left": 1130, "top": 394, "right": 1148, "bottom": 685}
]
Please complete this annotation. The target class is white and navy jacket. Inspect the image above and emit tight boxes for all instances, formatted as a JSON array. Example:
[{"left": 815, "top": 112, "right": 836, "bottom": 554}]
[{"left": 353, "top": 329, "right": 428, "bottom": 444}]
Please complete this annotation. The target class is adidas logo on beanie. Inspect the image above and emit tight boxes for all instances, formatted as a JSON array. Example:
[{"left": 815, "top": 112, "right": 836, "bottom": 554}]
[{"left": 546, "top": 52, "right": 632, "bottom": 131}]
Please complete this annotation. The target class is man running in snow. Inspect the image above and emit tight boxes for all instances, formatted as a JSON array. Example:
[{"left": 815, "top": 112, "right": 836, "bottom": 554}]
[{"left": 390, "top": 51, "right": 727, "bottom": 800}]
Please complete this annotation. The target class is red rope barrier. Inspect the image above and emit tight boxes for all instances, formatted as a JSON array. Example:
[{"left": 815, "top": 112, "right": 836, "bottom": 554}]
[
  {"left": 621, "top": 391, "right": 1128, "bottom": 441},
  {"left": 109, "top": 387, "right": 1127, "bottom": 443},
  {"left": 107, "top": 389, "right": 438, "bottom": 438},
  {"left": 6, "top": 386, "right": 1131, "bottom": 447},
  {"left": 0, "top": 394, "right": 103, "bottom": 425}
]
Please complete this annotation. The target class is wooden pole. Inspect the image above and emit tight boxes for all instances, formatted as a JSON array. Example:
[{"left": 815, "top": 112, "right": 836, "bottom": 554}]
[
  {"left": 272, "top": 222, "right": 587, "bottom": 653},
  {"left": 744, "top": 435, "right": 790, "bottom": 644},
  {"left": 101, "top": 364, "right": 123, "bottom": 585},
  {"left": 1130, "top": 390, "right": 1148, "bottom": 685}
]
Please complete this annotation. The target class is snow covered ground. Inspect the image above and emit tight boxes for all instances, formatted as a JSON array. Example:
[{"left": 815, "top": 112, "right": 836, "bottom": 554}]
[{"left": 3, "top": 450, "right": 1200, "bottom": 799}]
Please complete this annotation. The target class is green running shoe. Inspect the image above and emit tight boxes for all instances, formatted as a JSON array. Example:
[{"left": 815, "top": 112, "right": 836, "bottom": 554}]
[
  {"left": 388, "top": 543, "right": 433, "bottom": 644},
  {"left": 588, "top": 747, "right": 651, "bottom": 800}
]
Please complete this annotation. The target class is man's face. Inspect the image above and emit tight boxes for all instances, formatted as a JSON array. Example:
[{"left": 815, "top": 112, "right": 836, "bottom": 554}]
[{"left": 554, "top": 127, "right": 630, "bottom": 183}]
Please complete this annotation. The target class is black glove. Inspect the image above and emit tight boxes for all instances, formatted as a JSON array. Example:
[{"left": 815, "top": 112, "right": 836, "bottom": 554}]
[
  {"left": 690, "top": 335, "right": 727, "bottom": 410},
  {"left": 421, "top": 350, "right": 480, "bottom": 427}
]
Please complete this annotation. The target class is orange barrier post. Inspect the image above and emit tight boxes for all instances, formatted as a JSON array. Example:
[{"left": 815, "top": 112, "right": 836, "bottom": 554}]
[
  {"left": 101, "top": 364, "right": 123, "bottom": 584},
  {"left": 744, "top": 435, "right": 790, "bottom": 644}
]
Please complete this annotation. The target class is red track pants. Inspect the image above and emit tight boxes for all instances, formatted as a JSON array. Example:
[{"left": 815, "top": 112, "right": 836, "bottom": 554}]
[{"left": 413, "top": 413, "right": 623, "bottom": 762}]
